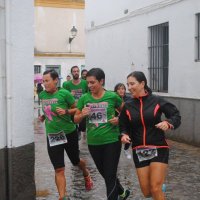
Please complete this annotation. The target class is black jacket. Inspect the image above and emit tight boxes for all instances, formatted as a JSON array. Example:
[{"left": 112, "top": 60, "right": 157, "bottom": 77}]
[
  {"left": 123, "top": 94, "right": 132, "bottom": 102},
  {"left": 119, "top": 94, "right": 181, "bottom": 149}
]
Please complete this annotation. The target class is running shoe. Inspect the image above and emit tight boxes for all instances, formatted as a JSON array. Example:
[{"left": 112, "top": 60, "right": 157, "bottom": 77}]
[
  {"left": 118, "top": 189, "right": 130, "bottom": 200},
  {"left": 84, "top": 174, "right": 93, "bottom": 190}
]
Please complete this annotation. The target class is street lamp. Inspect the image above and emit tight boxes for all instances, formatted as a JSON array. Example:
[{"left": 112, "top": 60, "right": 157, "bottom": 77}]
[
  {"left": 68, "top": 26, "right": 78, "bottom": 52},
  {"left": 69, "top": 26, "right": 78, "bottom": 44}
]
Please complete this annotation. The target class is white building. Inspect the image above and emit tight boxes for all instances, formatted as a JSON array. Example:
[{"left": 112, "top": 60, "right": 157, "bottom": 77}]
[
  {"left": 85, "top": 0, "right": 200, "bottom": 146},
  {"left": 34, "top": 0, "right": 86, "bottom": 85},
  {"left": 0, "top": 0, "right": 35, "bottom": 199}
]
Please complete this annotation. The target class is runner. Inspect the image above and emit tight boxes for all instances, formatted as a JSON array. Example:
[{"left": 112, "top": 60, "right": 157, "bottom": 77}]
[
  {"left": 114, "top": 83, "right": 132, "bottom": 159},
  {"left": 74, "top": 68, "right": 130, "bottom": 200},
  {"left": 39, "top": 69, "right": 93, "bottom": 200},
  {"left": 81, "top": 69, "right": 88, "bottom": 80},
  {"left": 62, "top": 66, "right": 88, "bottom": 139},
  {"left": 66, "top": 75, "right": 71, "bottom": 81},
  {"left": 119, "top": 71, "right": 181, "bottom": 200}
]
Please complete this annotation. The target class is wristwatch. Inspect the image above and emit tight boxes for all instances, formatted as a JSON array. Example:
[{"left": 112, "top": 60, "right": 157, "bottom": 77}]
[{"left": 65, "top": 109, "right": 69, "bottom": 114}]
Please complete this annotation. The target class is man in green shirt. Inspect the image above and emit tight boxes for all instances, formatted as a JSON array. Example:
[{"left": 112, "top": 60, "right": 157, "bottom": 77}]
[
  {"left": 62, "top": 66, "right": 88, "bottom": 102},
  {"left": 62, "top": 66, "right": 88, "bottom": 138}
]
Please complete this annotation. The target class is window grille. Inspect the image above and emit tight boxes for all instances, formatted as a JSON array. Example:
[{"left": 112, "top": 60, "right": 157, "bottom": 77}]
[
  {"left": 34, "top": 65, "right": 41, "bottom": 74},
  {"left": 148, "top": 22, "right": 169, "bottom": 92},
  {"left": 195, "top": 13, "right": 200, "bottom": 61}
]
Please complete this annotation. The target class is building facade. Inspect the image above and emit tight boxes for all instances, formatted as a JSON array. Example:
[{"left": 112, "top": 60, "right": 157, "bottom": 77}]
[
  {"left": 0, "top": 0, "right": 35, "bottom": 199},
  {"left": 85, "top": 0, "right": 200, "bottom": 146},
  {"left": 34, "top": 0, "right": 86, "bottom": 85}
]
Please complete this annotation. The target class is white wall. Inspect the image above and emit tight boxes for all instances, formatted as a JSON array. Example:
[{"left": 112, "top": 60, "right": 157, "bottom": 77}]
[
  {"left": 85, "top": 0, "right": 174, "bottom": 28},
  {"left": 35, "top": 6, "right": 85, "bottom": 53},
  {"left": 34, "top": 56, "right": 85, "bottom": 84},
  {"left": 0, "top": 0, "right": 6, "bottom": 149},
  {"left": 0, "top": 0, "right": 34, "bottom": 148},
  {"left": 85, "top": 0, "right": 200, "bottom": 98}
]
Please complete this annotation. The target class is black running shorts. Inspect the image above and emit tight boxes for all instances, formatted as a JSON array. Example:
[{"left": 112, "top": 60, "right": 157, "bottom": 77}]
[
  {"left": 132, "top": 147, "right": 169, "bottom": 168},
  {"left": 47, "top": 130, "right": 80, "bottom": 169}
]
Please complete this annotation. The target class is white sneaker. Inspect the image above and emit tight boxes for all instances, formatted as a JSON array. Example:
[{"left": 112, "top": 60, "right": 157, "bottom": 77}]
[{"left": 124, "top": 150, "right": 132, "bottom": 159}]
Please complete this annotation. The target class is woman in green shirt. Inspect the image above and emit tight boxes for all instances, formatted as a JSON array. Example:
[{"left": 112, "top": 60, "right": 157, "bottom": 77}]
[
  {"left": 74, "top": 68, "right": 130, "bottom": 200},
  {"left": 39, "top": 69, "right": 93, "bottom": 200}
]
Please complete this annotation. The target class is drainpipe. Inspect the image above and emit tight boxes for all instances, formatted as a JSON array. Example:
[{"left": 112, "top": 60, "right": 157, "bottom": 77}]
[{"left": 5, "top": 0, "right": 13, "bottom": 199}]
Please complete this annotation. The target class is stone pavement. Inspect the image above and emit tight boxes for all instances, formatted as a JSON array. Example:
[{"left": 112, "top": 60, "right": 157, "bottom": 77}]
[{"left": 34, "top": 117, "right": 200, "bottom": 200}]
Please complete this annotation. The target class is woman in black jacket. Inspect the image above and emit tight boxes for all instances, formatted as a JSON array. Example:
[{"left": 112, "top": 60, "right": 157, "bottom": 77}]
[{"left": 119, "top": 71, "right": 181, "bottom": 200}]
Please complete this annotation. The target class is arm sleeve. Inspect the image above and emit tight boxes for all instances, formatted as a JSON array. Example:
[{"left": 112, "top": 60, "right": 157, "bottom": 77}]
[
  {"left": 85, "top": 81, "right": 89, "bottom": 92},
  {"left": 160, "top": 98, "right": 181, "bottom": 129},
  {"left": 65, "top": 91, "right": 75, "bottom": 107},
  {"left": 77, "top": 95, "right": 85, "bottom": 111},
  {"left": 63, "top": 81, "right": 71, "bottom": 91},
  {"left": 119, "top": 105, "right": 131, "bottom": 136},
  {"left": 62, "top": 81, "right": 67, "bottom": 89},
  {"left": 115, "top": 94, "right": 123, "bottom": 108}
]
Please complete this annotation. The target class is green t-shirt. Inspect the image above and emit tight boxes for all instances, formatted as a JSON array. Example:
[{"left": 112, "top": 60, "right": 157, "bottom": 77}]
[
  {"left": 39, "top": 88, "right": 76, "bottom": 135},
  {"left": 77, "top": 91, "right": 122, "bottom": 145},
  {"left": 62, "top": 79, "right": 88, "bottom": 101}
]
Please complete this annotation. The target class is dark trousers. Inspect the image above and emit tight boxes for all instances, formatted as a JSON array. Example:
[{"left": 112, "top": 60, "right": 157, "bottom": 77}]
[{"left": 88, "top": 141, "right": 124, "bottom": 200}]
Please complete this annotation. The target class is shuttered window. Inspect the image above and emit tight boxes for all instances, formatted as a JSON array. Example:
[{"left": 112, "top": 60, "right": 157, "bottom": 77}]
[{"left": 148, "top": 22, "right": 169, "bottom": 92}]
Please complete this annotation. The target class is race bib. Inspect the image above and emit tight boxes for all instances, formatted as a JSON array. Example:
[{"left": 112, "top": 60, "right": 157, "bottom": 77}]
[
  {"left": 136, "top": 147, "right": 158, "bottom": 162},
  {"left": 48, "top": 131, "right": 68, "bottom": 147},
  {"left": 89, "top": 107, "right": 107, "bottom": 123},
  {"left": 72, "top": 89, "right": 83, "bottom": 100}
]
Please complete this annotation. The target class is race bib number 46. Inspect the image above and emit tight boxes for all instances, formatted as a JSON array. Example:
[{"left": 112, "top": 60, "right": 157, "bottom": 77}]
[
  {"left": 48, "top": 131, "right": 68, "bottom": 147},
  {"left": 89, "top": 107, "right": 107, "bottom": 123}
]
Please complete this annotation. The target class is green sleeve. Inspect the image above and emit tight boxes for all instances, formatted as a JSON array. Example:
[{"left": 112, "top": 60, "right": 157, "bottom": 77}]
[
  {"left": 84, "top": 80, "right": 88, "bottom": 92},
  {"left": 62, "top": 81, "right": 67, "bottom": 89},
  {"left": 77, "top": 95, "right": 85, "bottom": 111},
  {"left": 80, "top": 79, "right": 88, "bottom": 93},
  {"left": 39, "top": 90, "right": 45, "bottom": 99},
  {"left": 62, "top": 81, "right": 71, "bottom": 91},
  {"left": 65, "top": 90, "right": 75, "bottom": 107},
  {"left": 115, "top": 93, "right": 123, "bottom": 108}
]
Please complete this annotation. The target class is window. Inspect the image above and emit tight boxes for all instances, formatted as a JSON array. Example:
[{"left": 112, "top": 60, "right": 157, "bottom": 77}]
[
  {"left": 148, "top": 22, "right": 169, "bottom": 92},
  {"left": 195, "top": 13, "right": 200, "bottom": 61},
  {"left": 34, "top": 65, "right": 41, "bottom": 74}
]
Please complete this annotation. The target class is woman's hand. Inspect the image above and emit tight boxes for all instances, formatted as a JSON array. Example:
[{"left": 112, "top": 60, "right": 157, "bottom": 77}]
[
  {"left": 121, "top": 134, "right": 131, "bottom": 144},
  {"left": 108, "top": 116, "right": 119, "bottom": 125},
  {"left": 155, "top": 121, "right": 171, "bottom": 131},
  {"left": 81, "top": 107, "right": 90, "bottom": 118},
  {"left": 74, "top": 107, "right": 90, "bottom": 124},
  {"left": 38, "top": 115, "right": 45, "bottom": 122},
  {"left": 56, "top": 107, "right": 67, "bottom": 115}
]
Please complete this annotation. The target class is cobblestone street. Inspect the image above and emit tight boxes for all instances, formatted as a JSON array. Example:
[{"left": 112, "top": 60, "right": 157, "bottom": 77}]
[{"left": 34, "top": 116, "right": 200, "bottom": 200}]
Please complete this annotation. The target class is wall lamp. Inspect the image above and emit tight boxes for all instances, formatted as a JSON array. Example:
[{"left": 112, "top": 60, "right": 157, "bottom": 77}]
[{"left": 69, "top": 26, "right": 78, "bottom": 43}]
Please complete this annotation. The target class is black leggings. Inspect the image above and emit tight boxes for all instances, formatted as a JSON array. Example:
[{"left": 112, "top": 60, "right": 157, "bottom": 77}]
[{"left": 88, "top": 141, "right": 124, "bottom": 200}]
